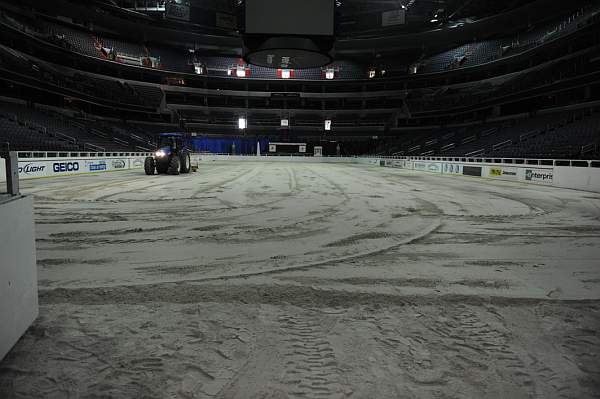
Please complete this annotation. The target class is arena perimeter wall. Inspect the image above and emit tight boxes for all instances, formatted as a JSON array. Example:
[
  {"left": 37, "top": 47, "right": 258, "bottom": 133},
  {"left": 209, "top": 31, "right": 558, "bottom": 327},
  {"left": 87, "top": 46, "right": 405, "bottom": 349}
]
[
  {"left": 380, "top": 158, "right": 600, "bottom": 193},
  {"left": 1, "top": 155, "right": 598, "bottom": 193}
]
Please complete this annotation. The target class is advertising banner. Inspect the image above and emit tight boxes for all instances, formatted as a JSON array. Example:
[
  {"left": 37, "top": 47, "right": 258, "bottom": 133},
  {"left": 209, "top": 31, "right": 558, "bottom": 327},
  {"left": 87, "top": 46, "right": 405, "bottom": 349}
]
[
  {"left": 17, "top": 162, "right": 49, "bottom": 178},
  {"left": 382, "top": 9, "right": 406, "bottom": 26},
  {"left": 489, "top": 166, "right": 518, "bottom": 180},
  {"left": 525, "top": 168, "right": 554, "bottom": 184},
  {"left": 111, "top": 159, "right": 127, "bottom": 170},
  {"left": 391, "top": 160, "right": 406, "bottom": 168},
  {"left": 463, "top": 166, "right": 482, "bottom": 177},
  {"left": 442, "top": 163, "right": 462, "bottom": 175},
  {"left": 166, "top": 2, "right": 190, "bottom": 21},
  {"left": 53, "top": 161, "right": 82, "bottom": 175},
  {"left": 384, "top": 159, "right": 406, "bottom": 168},
  {"left": 414, "top": 162, "right": 442, "bottom": 173},
  {"left": 130, "top": 157, "right": 145, "bottom": 169},
  {"left": 17, "top": 157, "right": 142, "bottom": 179}
]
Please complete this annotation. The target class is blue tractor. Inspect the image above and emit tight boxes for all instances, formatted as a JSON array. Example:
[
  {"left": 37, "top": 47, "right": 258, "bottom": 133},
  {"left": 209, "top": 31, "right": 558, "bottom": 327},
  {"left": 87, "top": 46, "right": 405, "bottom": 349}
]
[{"left": 144, "top": 133, "right": 192, "bottom": 175}]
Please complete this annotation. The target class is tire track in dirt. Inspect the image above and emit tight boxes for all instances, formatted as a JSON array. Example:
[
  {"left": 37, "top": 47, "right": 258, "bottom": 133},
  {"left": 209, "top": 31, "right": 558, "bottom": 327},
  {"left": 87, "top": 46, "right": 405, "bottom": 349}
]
[
  {"left": 191, "top": 163, "right": 263, "bottom": 198},
  {"left": 416, "top": 305, "right": 540, "bottom": 396},
  {"left": 278, "top": 311, "right": 343, "bottom": 398}
]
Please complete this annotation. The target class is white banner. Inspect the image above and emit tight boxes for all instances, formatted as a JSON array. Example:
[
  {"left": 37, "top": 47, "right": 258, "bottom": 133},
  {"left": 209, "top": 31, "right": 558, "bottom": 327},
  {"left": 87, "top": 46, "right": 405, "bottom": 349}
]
[
  {"left": 382, "top": 9, "right": 406, "bottom": 27},
  {"left": 489, "top": 166, "right": 518, "bottom": 180},
  {"left": 443, "top": 163, "right": 462, "bottom": 175},
  {"left": 166, "top": 2, "right": 190, "bottom": 21},
  {"left": 525, "top": 168, "right": 553, "bottom": 184},
  {"left": 414, "top": 161, "right": 442, "bottom": 173}
]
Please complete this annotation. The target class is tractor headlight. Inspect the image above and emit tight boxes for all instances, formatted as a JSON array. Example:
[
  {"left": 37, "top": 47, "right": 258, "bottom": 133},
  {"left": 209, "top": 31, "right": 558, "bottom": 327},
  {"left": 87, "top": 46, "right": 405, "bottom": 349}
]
[{"left": 155, "top": 150, "right": 166, "bottom": 157}]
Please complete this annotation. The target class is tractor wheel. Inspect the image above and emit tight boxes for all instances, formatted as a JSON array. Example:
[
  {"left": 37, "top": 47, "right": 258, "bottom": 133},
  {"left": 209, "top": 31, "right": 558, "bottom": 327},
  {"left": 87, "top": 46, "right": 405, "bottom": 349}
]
[
  {"left": 180, "top": 152, "right": 191, "bottom": 174},
  {"left": 144, "top": 157, "right": 155, "bottom": 175},
  {"left": 167, "top": 156, "right": 181, "bottom": 175}
]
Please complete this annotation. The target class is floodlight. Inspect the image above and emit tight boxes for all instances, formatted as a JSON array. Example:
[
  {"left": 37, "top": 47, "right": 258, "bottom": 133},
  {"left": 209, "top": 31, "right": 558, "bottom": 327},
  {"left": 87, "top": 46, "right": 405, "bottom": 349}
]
[{"left": 236, "top": 66, "right": 247, "bottom": 77}]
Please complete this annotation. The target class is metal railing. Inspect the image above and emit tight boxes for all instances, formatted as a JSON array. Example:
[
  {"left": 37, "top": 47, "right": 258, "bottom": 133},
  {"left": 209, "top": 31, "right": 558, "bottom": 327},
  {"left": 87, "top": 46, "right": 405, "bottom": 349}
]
[
  {"left": 16, "top": 151, "right": 152, "bottom": 158},
  {"left": 375, "top": 155, "right": 600, "bottom": 168}
]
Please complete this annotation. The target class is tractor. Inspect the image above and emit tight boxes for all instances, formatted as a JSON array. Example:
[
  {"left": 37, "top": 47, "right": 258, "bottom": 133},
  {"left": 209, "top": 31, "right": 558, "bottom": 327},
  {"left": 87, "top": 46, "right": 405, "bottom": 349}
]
[{"left": 144, "top": 133, "right": 192, "bottom": 175}]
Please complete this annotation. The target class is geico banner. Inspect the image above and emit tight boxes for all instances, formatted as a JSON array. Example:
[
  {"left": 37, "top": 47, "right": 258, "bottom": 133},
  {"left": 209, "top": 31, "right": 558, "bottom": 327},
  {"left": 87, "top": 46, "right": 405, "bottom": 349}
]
[
  {"left": 525, "top": 168, "right": 553, "bottom": 184},
  {"left": 442, "top": 163, "right": 462, "bottom": 175},
  {"left": 489, "top": 166, "right": 518, "bottom": 180},
  {"left": 18, "top": 158, "right": 136, "bottom": 179},
  {"left": 414, "top": 162, "right": 442, "bottom": 173}
]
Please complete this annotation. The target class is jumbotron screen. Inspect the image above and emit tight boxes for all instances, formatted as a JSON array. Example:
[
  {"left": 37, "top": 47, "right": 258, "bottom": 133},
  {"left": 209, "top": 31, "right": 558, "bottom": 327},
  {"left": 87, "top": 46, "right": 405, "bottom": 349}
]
[{"left": 245, "top": 0, "right": 334, "bottom": 36}]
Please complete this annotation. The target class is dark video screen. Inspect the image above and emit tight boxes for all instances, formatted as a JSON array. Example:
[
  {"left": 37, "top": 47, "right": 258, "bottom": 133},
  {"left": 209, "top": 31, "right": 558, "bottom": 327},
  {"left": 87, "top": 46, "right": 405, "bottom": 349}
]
[{"left": 245, "top": 0, "right": 334, "bottom": 36}]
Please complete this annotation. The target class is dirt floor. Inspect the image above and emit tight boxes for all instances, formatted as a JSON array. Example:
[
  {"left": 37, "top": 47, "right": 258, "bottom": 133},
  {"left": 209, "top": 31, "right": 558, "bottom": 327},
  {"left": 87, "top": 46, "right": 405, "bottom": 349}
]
[{"left": 1, "top": 161, "right": 599, "bottom": 398}]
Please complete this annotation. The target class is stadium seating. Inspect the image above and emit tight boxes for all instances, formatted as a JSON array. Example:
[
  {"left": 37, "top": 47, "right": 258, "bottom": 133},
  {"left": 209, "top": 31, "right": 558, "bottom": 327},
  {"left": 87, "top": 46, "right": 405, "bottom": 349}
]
[
  {"left": 417, "top": 5, "right": 595, "bottom": 75},
  {"left": 379, "top": 110, "right": 600, "bottom": 159},
  {"left": 0, "top": 100, "right": 168, "bottom": 152},
  {"left": 2, "top": 4, "right": 596, "bottom": 80}
]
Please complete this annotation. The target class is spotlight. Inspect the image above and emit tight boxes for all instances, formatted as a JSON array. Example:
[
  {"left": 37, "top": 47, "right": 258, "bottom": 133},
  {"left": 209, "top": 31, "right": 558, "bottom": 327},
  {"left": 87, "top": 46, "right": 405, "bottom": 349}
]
[{"left": 238, "top": 117, "right": 247, "bottom": 129}]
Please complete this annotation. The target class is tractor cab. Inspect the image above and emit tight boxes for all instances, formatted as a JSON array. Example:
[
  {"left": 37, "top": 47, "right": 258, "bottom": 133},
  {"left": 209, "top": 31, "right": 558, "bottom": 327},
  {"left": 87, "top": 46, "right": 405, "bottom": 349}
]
[
  {"left": 158, "top": 134, "right": 183, "bottom": 154},
  {"left": 144, "top": 133, "right": 192, "bottom": 175}
]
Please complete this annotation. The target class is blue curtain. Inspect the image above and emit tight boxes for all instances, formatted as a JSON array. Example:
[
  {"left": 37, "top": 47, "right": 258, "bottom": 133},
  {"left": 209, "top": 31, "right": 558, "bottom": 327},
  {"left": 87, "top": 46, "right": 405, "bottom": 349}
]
[{"left": 190, "top": 137, "right": 269, "bottom": 155}]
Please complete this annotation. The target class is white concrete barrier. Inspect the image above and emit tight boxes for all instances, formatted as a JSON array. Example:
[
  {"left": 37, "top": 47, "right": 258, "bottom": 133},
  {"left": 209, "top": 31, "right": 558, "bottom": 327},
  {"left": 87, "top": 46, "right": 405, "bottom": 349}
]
[
  {"left": 553, "top": 166, "right": 600, "bottom": 192},
  {"left": 3, "top": 153, "right": 599, "bottom": 193},
  {"left": 10, "top": 155, "right": 147, "bottom": 180},
  {"left": 0, "top": 195, "right": 38, "bottom": 360},
  {"left": 382, "top": 159, "right": 600, "bottom": 193}
]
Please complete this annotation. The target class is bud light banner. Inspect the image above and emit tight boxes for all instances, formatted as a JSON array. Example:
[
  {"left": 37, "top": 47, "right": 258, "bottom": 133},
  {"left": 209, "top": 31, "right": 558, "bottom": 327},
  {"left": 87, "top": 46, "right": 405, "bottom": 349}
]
[{"left": 18, "top": 163, "right": 47, "bottom": 177}]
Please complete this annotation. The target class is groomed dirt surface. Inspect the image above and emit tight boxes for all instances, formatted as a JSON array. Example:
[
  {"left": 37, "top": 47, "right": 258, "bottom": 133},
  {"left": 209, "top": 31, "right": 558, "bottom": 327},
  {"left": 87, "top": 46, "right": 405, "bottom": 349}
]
[{"left": 1, "top": 161, "right": 599, "bottom": 398}]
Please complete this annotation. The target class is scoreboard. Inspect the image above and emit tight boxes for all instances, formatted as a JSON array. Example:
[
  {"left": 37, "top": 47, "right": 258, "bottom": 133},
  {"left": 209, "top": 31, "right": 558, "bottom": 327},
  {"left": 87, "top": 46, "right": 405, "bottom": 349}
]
[{"left": 244, "top": 0, "right": 334, "bottom": 36}]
